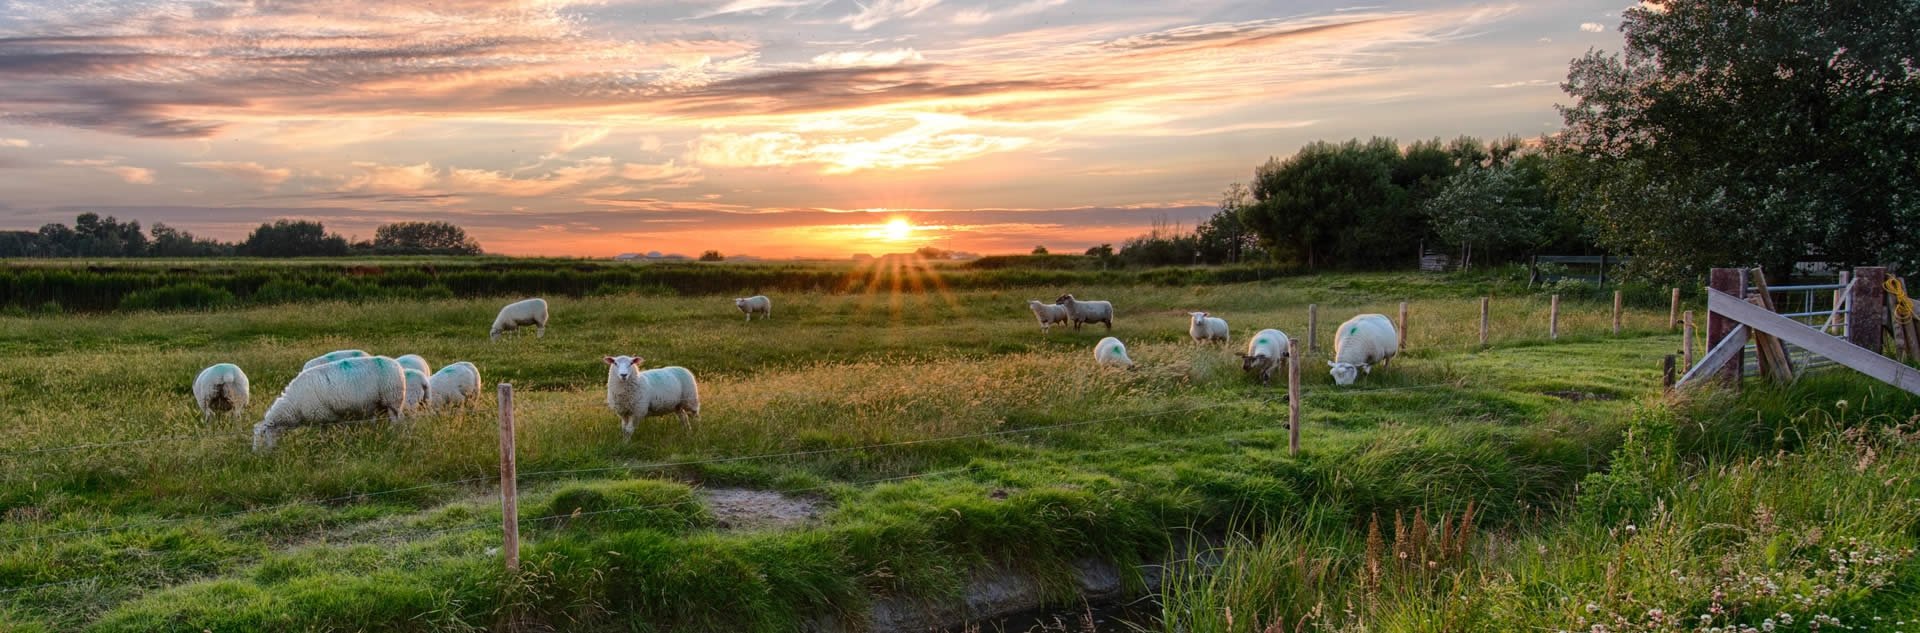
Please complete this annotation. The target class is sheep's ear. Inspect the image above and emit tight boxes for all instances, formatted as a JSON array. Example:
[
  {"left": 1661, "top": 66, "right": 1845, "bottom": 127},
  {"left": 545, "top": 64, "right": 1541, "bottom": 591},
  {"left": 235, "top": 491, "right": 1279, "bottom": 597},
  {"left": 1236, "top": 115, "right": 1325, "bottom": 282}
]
[
  {"left": 1326, "top": 361, "right": 1337, "bottom": 368},
  {"left": 632, "top": 356, "right": 645, "bottom": 366},
  {"left": 603, "top": 356, "right": 616, "bottom": 364}
]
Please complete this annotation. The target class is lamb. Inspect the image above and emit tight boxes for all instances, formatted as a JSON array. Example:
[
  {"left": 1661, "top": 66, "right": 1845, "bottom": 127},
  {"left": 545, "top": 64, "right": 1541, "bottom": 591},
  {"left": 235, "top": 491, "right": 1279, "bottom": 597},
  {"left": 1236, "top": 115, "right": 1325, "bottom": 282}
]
[
  {"left": 1093, "top": 336, "right": 1136, "bottom": 369},
  {"left": 491, "top": 298, "right": 549, "bottom": 341},
  {"left": 253, "top": 355, "right": 407, "bottom": 451},
  {"left": 1237, "top": 329, "right": 1292, "bottom": 385},
  {"left": 733, "top": 295, "right": 772, "bottom": 321},
  {"left": 1188, "top": 312, "right": 1230, "bottom": 344},
  {"left": 402, "top": 368, "right": 430, "bottom": 415},
  {"left": 1054, "top": 294, "right": 1114, "bottom": 331},
  {"left": 604, "top": 355, "right": 701, "bottom": 442},
  {"left": 427, "top": 361, "right": 482, "bottom": 409},
  {"left": 302, "top": 349, "right": 368, "bottom": 372},
  {"left": 1026, "top": 299, "right": 1071, "bottom": 334},
  {"left": 394, "top": 354, "right": 431, "bottom": 377},
  {"left": 192, "top": 363, "right": 250, "bottom": 421},
  {"left": 1328, "top": 314, "right": 1399, "bottom": 386}
]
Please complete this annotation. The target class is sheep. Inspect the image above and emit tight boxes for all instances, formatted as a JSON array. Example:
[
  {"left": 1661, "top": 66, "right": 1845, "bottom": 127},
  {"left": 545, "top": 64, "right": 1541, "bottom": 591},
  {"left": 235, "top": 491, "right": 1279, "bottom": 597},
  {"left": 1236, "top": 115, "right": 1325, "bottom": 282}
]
[
  {"left": 604, "top": 355, "right": 701, "bottom": 442},
  {"left": 302, "top": 349, "right": 368, "bottom": 372},
  {"left": 192, "top": 363, "right": 250, "bottom": 421},
  {"left": 1188, "top": 312, "right": 1230, "bottom": 344},
  {"left": 1026, "top": 299, "right": 1071, "bottom": 334},
  {"left": 1093, "top": 336, "right": 1136, "bottom": 369},
  {"left": 491, "top": 298, "right": 549, "bottom": 341},
  {"left": 427, "top": 361, "right": 482, "bottom": 409},
  {"left": 1237, "top": 329, "right": 1292, "bottom": 385},
  {"left": 402, "top": 368, "right": 430, "bottom": 415},
  {"left": 394, "top": 354, "right": 431, "bottom": 377},
  {"left": 733, "top": 295, "right": 772, "bottom": 321},
  {"left": 253, "top": 355, "right": 407, "bottom": 451},
  {"left": 1054, "top": 294, "right": 1114, "bottom": 331},
  {"left": 1328, "top": 314, "right": 1399, "bottom": 386}
]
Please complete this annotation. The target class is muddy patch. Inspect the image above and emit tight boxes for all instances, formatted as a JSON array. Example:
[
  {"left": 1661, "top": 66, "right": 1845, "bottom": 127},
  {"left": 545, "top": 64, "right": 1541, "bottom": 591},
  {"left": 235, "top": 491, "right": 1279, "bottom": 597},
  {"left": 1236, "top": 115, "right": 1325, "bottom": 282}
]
[
  {"left": 703, "top": 488, "right": 823, "bottom": 531},
  {"left": 1544, "top": 390, "right": 1618, "bottom": 402}
]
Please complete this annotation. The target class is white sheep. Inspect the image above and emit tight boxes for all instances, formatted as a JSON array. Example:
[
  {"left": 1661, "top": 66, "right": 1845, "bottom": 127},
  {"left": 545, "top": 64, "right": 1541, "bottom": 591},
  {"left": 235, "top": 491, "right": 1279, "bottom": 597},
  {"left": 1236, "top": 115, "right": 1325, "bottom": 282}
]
[
  {"left": 1328, "top": 314, "right": 1399, "bottom": 386},
  {"left": 253, "top": 355, "right": 407, "bottom": 451},
  {"left": 491, "top": 298, "right": 549, "bottom": 341},
  {"left": 604, "top": 355, "right": 701, "bottom": 442},
  {"left": 1055, "top": 294, "right": 1114, "bottom": 331},
  {"left": 734, "top": 295, "right": 772, "bottom": 321},
  {"left": 1093, "top": 336, "right": 1135, "bottom": 369},
  {"left": 302, "top": 349, "right": 368, "bottom": 372},
  {"left": 192, "top": 363, "right": 250, "bottom": 421},
  {"left": 1026, "top": 299, "right": 1071, "bottom": 334},
  {"left": 395, "top": 354, "right": 431, "bottom": 377},
  {"left": 402, "top": 368, "right": 430, "bottom": 415},
  {"left": 1237, "top": 329, "right": 1292, "bottom": 385},
  {"left": 1188, "top": 312, "right": 1230, "bottom": 344},
  {"left": 428, "top": 361, "right": 482, "bottom": 409}
]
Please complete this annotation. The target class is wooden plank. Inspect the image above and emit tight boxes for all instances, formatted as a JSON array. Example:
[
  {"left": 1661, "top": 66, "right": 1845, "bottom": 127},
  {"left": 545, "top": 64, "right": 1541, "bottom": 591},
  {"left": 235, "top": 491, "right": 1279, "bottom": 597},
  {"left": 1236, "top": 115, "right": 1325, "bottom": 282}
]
[
  {"left": 1669, "top": 287, "right": 1680, "bottom": 331},
  {"left": 1612, "top": 290, "right": 1623, "bottom": 335},
  {"left": 1683, "top": 310, "right": 1696, "bottom": 368},
  {"left": 498, "top": 383, "right": 521, "bottom": 572},
  {"left": 1478, "top": 296, "right": 1489, "bottom": 347},
  {"left": 1677, "top": 324, "right": 1748, "bottom": 388},
  {"left": 1851, "top": 267, "right": 1887, "bottom": 352},
  {"left": 1398, "top": 301, "right": 1409, "bottom": 350},
  {"left": 1708, "top": 269, "right": 1747, "bottom": 385},
  {"left": 1706, "top": 289, "right": 1920, "bottom": 396},
  {"left": 1748, "top": 268, "right": 1794, "bottom": 383}
]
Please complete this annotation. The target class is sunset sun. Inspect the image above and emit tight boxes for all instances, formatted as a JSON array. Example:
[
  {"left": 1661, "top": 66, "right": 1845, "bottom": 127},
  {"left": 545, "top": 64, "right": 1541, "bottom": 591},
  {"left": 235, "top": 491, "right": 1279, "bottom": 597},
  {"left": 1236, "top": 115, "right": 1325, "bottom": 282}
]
[{"left": 883, "top": 217, "right": 913, "bottom": 242}]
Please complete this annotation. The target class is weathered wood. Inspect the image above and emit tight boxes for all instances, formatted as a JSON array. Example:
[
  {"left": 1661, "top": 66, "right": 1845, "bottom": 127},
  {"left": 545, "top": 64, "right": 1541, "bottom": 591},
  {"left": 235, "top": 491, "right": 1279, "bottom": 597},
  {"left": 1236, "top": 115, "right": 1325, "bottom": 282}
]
[
  {"left": 1707, "top": 288, "right": 1920, "bottom": 396},
  {"left": 1663, "top": 355, "right": 1676, "bottom": 390},
  {"left": 1287, "top": 338, "right": 1301, "bottom": 456},
  {"left": 1549, "top": 294, "right": 1559, "bottom": 340},
  {"left": 1708, "top": 269, "right": 1748, "bottom": 385},
  {"left": 1669, "top": 288, "right": 1681, "bottom": 330},
  {"left": 1479, "top": 297, "right": 1490, "bottom": 347},
  {"left": 1683, "top": 310, "right": 1696, "bottom": 369},
  {"left": 1851, "top": 267, "right": 1888, "bottom": 353},
  {"left": 1397, "top": 302, "right": 1409, "bottom": 350},
  {"left": 1748, "top": 268, "right": 1794, "bottom": 383},
  {"left": 1833, "top": 271, "right": 1852, "bottom": 336},
  {"left": 498, "top": 383, "right": 521, "bottom": 573},
  {"left": 1678, "top": 325, "right": 1749, "bottom": 388},
  {"left": 1307, "top": 304, "right": 1319, "bottom": 354},
  {"left": 1613, "top": 290, "right": 1624, "bottom": 335}
]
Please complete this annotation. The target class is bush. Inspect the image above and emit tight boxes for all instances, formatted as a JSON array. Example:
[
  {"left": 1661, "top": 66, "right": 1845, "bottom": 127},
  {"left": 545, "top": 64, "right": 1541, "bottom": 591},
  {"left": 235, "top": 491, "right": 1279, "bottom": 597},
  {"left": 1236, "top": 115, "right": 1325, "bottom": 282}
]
[{"left": 118, "top": 283, "right": 236, "bottom": 312}]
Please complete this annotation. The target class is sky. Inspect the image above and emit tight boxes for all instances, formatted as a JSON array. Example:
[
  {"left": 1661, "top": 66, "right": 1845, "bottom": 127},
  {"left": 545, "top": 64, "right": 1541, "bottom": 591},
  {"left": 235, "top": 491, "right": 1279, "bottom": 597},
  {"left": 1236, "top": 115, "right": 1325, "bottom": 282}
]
[{"left": 0, "top": 0, "right": 1629, "bottom": 258}]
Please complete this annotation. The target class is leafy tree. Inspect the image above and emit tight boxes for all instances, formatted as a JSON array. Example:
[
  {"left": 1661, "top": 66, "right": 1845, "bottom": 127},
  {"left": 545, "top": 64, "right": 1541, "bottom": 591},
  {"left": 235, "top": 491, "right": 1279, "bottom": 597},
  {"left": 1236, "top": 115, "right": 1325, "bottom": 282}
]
[
  {"left": 370, "top": 221, "right": 481, "bottom": 255},
  {"left": 149, "top": 223, "right": 234, "bottom": 257},
  {"left": 1422, "top": 165, "right": 1546, "bottom": 268},
  {"left": 698, "top": 250, "right": 724, "bottom": 261},
  {"left": 1031, "top": 245, "right": 1048, "bottom": 255},
  {"left": 1084, "top": 244, "right": 1113, "bottom": 258},
  {"left": 1242, "top": 138, "right": 1406, "bottom": 269},
  {"left": 1552, "top": 0, "right": 1920, "bottom": 280},
  {"left": 240, "top": 220, "right": 350, "bottom": 257}
]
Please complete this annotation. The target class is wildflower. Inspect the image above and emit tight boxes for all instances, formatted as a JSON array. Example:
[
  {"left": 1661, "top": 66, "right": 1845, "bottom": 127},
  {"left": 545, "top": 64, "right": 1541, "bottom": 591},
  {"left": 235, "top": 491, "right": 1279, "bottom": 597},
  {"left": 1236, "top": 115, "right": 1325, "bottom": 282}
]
[{"left": 1587, "top": 602, "right": 1600, "bottom": 614}]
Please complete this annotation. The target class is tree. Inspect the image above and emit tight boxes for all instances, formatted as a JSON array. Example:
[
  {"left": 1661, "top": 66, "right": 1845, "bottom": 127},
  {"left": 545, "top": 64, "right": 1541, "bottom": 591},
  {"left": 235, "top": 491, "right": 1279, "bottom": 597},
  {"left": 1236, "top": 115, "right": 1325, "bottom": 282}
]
[
  {"left": 1031, "top": 245, "right": 1049, "bottom": 255},
  {"left": 370, "top": 221, "right": 481, "bottom": 255},
  {"left": 1241, "top": 138, "right": 1406, "bottom": 269},
  {"left": 1422, "top": 165, "right": 1546, "bottom": 268},
  {"left": 699, "top": 250, "right": 725, "bottom": 261},
  {"left": 149, "top": 223, "right": 234, "bottom": 257},
  {"left": 1552, "top": 0, "right": 1920, "bottom": 280},
  {"left": 240, "top": 220, "right": 350, "bottom": 257},
  {"left": 1084, "top": 244, "right": 1113, "bottom": 258}
]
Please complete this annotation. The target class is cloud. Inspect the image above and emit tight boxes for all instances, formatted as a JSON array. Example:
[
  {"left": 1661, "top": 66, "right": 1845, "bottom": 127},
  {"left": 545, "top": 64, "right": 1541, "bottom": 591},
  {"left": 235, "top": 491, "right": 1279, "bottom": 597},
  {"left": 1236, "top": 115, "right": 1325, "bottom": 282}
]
[
  {"left": 323, "top": 157, "right": 618, "bottom": 198},
  {"left": 810, "top": 48, "right": 925, "bottom": 68},
  {"left": 183, "top": 160, "right": 292, "bottom": 188},
  {"left": 951, "top": 0, "right": 1068, "bottom": 25},
  {"left": 691, "top": 117, "right": 1032, "bottom": 174},
  {"left": 0, "top": 138, "right": 30, "bottom": 147},
  {"left": 544, "top": 127, "right": 612, "bottom": 160},
  {"left": 342, "top": 162, "right": 441, "bottom": 195},
  {"left": 56, "top": 156, "right": 155, "bottom": 183},
  {"left": 842, "top": 0, "right": 942, "bottom": 30},
  {"left": 694, "top": 0, "right": 822, "bottom": 18},
  {"left": 1487, "top": 79, "right": 1556, "bottom": 89},
  {"left": 619, "top": 160, "right": 705, "bottom": 190},
  {"left": 1580, "top": 22, "right": 1606, "bottom": 32}
]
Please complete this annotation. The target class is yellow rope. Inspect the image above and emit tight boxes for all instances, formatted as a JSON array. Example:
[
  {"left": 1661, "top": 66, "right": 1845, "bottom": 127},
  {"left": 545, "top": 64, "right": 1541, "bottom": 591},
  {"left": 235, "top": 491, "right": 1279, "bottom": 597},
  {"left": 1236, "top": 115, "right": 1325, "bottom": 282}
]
[{"left": 1887, "top": 277, "right": 1915, "bottom": 326}]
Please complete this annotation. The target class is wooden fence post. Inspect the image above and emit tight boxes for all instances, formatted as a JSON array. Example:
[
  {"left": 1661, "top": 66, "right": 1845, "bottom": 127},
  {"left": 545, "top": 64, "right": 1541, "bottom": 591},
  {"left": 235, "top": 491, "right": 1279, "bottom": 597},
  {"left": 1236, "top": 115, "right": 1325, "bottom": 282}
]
[
  {"left": 1850, "top": 267, "right": 1888, "bottom": 353},
  {"left": 1836, "top": 271, "right": 1852, "bottom": 337},
  {"left": 1669, "top": 288, "right": 1680, "bottom": 330},
  {"left": 1683, "top": 310, "right": 1696, "bottom": 369},
  {"left": 1707, "top": 268, "right": 1748, "bottom": 386},
  {"left": 1287, "top": 339, "right": 1301, "bottom": 456},
  {"left": 1549, "top": 294, "right": 1560, "bottom": 340},
  {"left": 1398, "top": 301, "right": 1409, "bottom": 350},
  {"left": 1663, "top": 354, "right": 1676, "bottom": 390},
  {"left": 498, "top": 383, "right": 521, "bottom": 573},
  {"left": 1479, "top": 296, "right": 1490, "bottom": 347},
  {"left": 1613, "top": 290, "right": 1624, "bottom": 335},
  {"left": 1307, "top": 304, "right": 1318, "bottom": 354}
]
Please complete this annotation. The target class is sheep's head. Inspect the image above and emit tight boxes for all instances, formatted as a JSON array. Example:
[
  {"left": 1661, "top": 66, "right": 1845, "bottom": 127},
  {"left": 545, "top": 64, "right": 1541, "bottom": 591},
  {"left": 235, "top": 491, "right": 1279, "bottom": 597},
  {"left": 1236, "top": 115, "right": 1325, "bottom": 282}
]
[
  {"left": 1238, "top": 352, "right": 1268, "bottom": 372},
  {"left": 1055, "top": 294, "right": 1075, "bottom": 305},
  {"left": 604, "top": 355, "right": 646, "bottom": 379},
  {"left": 1328, "top": 361, "right": 1362, "bottom": 385},
  {"left": 1190, "top": 312, "right": 1209, "bottom": 325},
  {"left": 734, "top": 297, "right": 746, "bottom": 307}
]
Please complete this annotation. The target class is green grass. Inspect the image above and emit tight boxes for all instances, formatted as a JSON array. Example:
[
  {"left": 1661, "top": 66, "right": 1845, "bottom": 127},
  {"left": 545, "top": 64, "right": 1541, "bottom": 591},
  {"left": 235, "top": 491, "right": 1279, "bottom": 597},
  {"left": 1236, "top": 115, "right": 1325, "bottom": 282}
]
[{"left": 0, "top": 268, "right": 1749, "bottom": 631}]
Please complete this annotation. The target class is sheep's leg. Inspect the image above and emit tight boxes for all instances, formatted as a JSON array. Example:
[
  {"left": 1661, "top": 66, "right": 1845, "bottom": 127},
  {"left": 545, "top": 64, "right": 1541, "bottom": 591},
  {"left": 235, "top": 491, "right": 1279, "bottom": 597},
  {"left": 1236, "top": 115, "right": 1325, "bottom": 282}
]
[
  {"left": 677, "top": 409, "right": 692, "bottom": 431},
  {"left": 536, "top": 323, "right": 546, "bottom": 338},
  {"left": 1103, "top": 319, "right": 1112, "bottom": 331},
  {"left": 620, "top": 416, "right": 635, "bottom": 443}
]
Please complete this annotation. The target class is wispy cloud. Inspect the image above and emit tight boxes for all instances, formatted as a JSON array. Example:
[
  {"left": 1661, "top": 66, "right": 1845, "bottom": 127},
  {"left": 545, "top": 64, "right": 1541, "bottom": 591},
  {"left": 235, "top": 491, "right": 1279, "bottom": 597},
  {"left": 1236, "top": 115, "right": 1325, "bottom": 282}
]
[
  {"left": 951, "top": 0, "right": 1068, "bottom": 25},
  {"left": 183, "top": 160, "right": 292, "bottom": 189},
  {"left": 0, "top": 138, "right": 30, "bottom": 147},
  {"left": 694, "top": 0, "right": 822, "bottom": 18},
  {"left": 842, "top": 0, "right": 942, "bottom": 31},
  {"left": 810, "top": 48, "right": 926, "bottom": 67},
  {"left": 1580, "top": 22, "right": 1606, "bottom": 32},
  {"left": 56, "top": 157, "right": 155, "bottom": 184},
  {"left": 1488, "top": 78, "right": 1555, "bottom": 88}
]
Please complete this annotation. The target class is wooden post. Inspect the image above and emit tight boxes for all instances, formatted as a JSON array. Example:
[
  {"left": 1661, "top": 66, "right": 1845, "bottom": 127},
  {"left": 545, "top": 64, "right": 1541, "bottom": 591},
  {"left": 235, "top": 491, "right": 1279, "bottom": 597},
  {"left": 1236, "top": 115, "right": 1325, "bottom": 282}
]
[
  {"left": 1850, "top": 267, "right": 1888, "bottom": 354},
  {"left": 1835, "top": 271, "right": 1852, "bottom": 337},
  {"left": 1683, "top": 310, "right": 1696, "bottom": 369},
  {"left": 1598, "top": 254, "right": 1609, "bottom": 285},
  {"left": 1287, "top": 339, "right": 1301, "bottom": 456},
  {"left": 1613, "top": 290, "right": 1624, "bottom": 335},
  {"left": 1669, "top": 288, "right": 1681, "bottom": 330},
  {"left": 1307, "top": 304, "right": 1319, "bottom": 354},
  {"left": 497, "top": 383, "right": 521, "bottom": 573},
  {"left": 1707, "top": 268, "right": 1748, "bottom": 386},
  {"left": 1397, "top": 301, "right": 1409, "bottom": 350},
  {"left": 1549, "top": 294, "right": 1560, "bottom": 340},
  {"left": 1663, "top": 354, "right": 1676, "bottom": 390},
  {"left": 1478, "top": 296, "right": 1490, "bottom": 347},
  {"left": 1748, "top": 268, "right": 1794, "bottom": 382}
]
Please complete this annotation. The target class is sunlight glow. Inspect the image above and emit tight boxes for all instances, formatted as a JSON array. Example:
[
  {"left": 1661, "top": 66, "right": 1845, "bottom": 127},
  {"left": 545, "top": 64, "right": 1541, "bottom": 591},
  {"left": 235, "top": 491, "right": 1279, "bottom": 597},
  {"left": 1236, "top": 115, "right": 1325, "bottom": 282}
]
[{"left": 882, "top": 217, "right": 913, "bottom": 242}]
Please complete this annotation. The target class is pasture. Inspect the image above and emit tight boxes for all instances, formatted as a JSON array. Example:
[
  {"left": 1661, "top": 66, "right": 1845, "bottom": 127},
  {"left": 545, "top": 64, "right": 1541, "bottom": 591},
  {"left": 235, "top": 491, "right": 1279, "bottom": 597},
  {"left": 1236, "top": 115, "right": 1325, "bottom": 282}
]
[{"left": 1, "top": 266, "right": 1914, "bottom": 632}]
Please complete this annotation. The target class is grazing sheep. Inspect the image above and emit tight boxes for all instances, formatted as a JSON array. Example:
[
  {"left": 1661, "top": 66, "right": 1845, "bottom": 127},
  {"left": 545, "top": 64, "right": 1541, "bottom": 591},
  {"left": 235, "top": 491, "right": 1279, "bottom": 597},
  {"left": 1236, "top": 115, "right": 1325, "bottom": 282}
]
[
  {"left": 1093, "top": 337, "right": 1136, "bottom": 369},
  {"left": 1328, "top": 314, "right": 1399, "bottom": 386},
  {"left": 1026, "top": 299, "right": 1071, "bottom": 334},
  {"left": 491, "top": 298, "right": 550, "bottom": 341},
  {"left": 402, "top": 368, "right": 430, "bottom": 414},
  {"left": 1237, "top": 329, "right": 1292, "bottom": 385},
  {"left": 395, "top": 354, "right": 431, "bottom": 377},
  {"left": 192, "top": 363, "right": 250, "bottom": 421},
  {"left": 733, "top": 295, "right": 772, "bottom": 321},
  {"left": 302, "top": 349, "right": 369, "bottom": 372},
  {"left": 253, "top": 355, "right": 407, "bottom": 451},
  {"left": 1188, "top": 312, "right": 1230, "bottom": 344},
  {"left": 1055, "top": 294, "right": 1115, "bottom": 331},
  {"left": 605, "top": 355, "right": 701, "bottom": 441},
  {"left": 427, "top": 361, "right": 482, "bottom": 409}
]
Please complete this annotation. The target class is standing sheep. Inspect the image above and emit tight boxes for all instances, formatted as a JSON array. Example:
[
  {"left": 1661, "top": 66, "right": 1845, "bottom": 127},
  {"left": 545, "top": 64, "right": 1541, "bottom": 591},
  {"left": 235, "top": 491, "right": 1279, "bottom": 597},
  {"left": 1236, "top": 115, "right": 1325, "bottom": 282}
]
[
  {"left": 253, "top": 355, "right": 407, "bottom": 451},
  {"left": 1026, "top": 299, "right": 1071, "bottom": 335},
  {"left": 192, "top": 363, "right": 250, "bottom": 421},
  {"left": 491, "top": 298, "right": 549, "bottom": 341},
  {"left": 1328, "top": 314, "right": 1399, "bottom": 386},
  {"left": 1055, "top": 294, "right": 1115, "bottom": 331},
  {"left": 395, "top": 354, "right": 431, "bottom": 377},
  {"left": 302, "top": 349, "right": 369, "bottom": 371},
  {"left": 401, "top": 368, "right": 430, "bottom": 415},
  {"left": 604, "top": 355, "right": 701, "bottom": 441},
  {"left": 1188, "top": 312, "right": 1230, "bottom": 344},
  {"left": 1237, "top": 329, "right": 1291, "bottom": 385},
  {"left": 428, "top": 361, "right": 482, "bottom": 409},
  {"left": 733, "top": 295, "right": 772, "bottom": 321},
  {"left": 1093, "top": 337, "right": 1136, "bottom": 369}
]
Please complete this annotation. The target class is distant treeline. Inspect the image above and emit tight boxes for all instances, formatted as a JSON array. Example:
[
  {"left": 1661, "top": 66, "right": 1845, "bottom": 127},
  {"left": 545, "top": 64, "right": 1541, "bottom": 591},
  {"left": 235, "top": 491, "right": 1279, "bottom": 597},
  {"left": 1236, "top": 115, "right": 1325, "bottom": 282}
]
[{"left": 0, "top": 215, "right": 482, "bottom": 258}]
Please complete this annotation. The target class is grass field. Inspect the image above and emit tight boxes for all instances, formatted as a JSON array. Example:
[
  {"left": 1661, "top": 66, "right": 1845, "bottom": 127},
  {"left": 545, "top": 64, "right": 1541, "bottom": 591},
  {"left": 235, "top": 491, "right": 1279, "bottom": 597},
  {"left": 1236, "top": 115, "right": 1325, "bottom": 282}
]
[{"left": 1, "top": 267, "right": 1910, "bottom": 632}]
